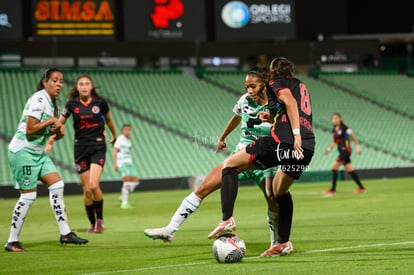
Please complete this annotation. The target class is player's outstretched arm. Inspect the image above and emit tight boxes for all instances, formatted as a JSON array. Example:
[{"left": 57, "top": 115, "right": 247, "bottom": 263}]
[
  {"left": 215, "top": 115, "right": 241, "bottom": 153},
  {"left": 105, "top": 111, "right": 118, "bottom": 145}
]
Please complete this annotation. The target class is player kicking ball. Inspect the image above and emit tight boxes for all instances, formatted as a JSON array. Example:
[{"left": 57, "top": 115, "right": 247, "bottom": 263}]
[{"left": 144, "top": 67, "right": 279, "bottom": 247}]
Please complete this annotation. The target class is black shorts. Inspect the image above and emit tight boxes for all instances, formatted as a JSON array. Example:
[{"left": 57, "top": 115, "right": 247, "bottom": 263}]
[
  {"left": 337, "top": 150, "right": 351, "bottom": 165},
  {"left": 246, "top": 136, "right": 314, "bottom": 180},
  {"left": 74, "top": 143, "right": 106, "bottom": 174}
]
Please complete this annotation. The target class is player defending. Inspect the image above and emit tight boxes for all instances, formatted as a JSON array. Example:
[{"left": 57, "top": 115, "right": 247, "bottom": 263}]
[
  {"left": 113, "top": 124, "right": 140, "bottom": 208},
  {"left": 144, "top": 67, "right": 279, "bottom": 246},
  {"left": 208, "top": 57, "right": 315, "bottom": 257}
]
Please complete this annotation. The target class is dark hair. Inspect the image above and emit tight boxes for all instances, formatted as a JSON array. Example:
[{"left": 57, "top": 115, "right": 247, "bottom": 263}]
[
  {"left": 247, "top": 66, "right": 269, "bottom": 83},
  {"left": 332, "top": 112, "right": 347, "bottom": 128},
  {"left": 269, "top": 57, "right": 294, "bottom": 78},
  {"left": 122, "top": 124, "right": 131, "bottom": 129},
  {"left": 68, "top": 74, "right": 99, "bottom": 100},
  {"left": 37, "top": 68, "right": 62, "bottom": 117}
]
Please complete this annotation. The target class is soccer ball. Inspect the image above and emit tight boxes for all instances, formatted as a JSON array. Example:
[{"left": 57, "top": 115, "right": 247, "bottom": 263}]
[{"left": 212, "top": 233, "right": 246, "bottom": 263}]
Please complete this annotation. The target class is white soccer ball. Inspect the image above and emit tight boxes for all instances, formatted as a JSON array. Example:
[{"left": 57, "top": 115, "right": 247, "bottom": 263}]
[{"left": 212, "top": 233, "right": 246, "bottom": 263}]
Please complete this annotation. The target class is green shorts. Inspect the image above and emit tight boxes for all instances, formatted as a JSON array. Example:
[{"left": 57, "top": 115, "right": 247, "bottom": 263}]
[
  {"left": 238, "top": 167, "right": 277, "bottom": 186},
  {"left": 118, "top": 163, "right": 138, "bottom": 178},
  {"left": 8, "top": 148, "right": 58, "bottom": 190}
]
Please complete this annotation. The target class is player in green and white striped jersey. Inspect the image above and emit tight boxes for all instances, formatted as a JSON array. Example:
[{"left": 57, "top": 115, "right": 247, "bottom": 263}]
[
  {"left": 144, "top": 67, "right": 279, "bottom": 245},
  {"left": 113, "top": 124, "right": 140, "bottom": 208},
  {"left": 5, "top": 68, "right": 88, "bottom": 252}
]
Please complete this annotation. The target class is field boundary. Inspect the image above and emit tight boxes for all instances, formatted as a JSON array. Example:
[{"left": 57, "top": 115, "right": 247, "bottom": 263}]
[{"left": 78, "top": 240, "right": 414, "bottom": 275}]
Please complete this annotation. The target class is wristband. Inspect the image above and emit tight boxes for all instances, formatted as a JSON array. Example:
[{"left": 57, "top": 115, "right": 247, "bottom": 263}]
[
  {"left": 292, "top": 128, "right": 300, "bottom": 135},
  {"left": 48, "top": 139, "right": 54, "bottom": 145}
]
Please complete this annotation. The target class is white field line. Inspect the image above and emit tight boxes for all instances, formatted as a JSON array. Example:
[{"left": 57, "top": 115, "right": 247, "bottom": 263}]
[{"left": 79, "top": 240, "right": 414, "bottom": 275}]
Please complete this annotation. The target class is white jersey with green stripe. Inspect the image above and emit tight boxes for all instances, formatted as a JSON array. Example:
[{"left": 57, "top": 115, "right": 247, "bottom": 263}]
[
  {"left": 114, "top": 134, "right": 133, "bottom": 166},
  {"left": 233, "top": 93, "right": 273, "bottom": 145},
  {"left": 8, "top": 89, "right": 55, "bottom": 154}
]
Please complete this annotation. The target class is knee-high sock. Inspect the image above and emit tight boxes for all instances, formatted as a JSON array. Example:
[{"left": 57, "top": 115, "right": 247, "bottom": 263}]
[
  {"left": 331, "top": 170, "right": 338, "bottom": 191},
  {"left": 126, "top": 181, "right": 139, "bottom": 192},
  {"left": 49, "top": 181, "right": 71, "bottom": 235},
  {"left": 221, "top": 167, "right": 239, "bottom": 221},
  {"left": 85, "top": 204, "right": 95, "bottom": 225},
  {"left": 167, "top": 192, "right": 201, "bottom": 231},
  {"left": 348, "top": 171, "right": 364, "bottom": 189},
  {"left": 93, "top": 200, "right": 103, "bottom": 220},
  {"left": 7, "top": 192, "right": 36, "bottom": 242},
  {"left": 121, "top": 183, "right": 129, "bottom": 205},
  {"left": 267, "top": 210, "right": 278, "bottom": 246},
  {"left": 276, "top": 192, "right": 293, "bottom": 244}
]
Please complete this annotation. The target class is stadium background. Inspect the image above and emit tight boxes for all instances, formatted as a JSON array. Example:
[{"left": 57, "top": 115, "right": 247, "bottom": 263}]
[{"left": 0, "top": 0, "right": 413, "bottom": 196}]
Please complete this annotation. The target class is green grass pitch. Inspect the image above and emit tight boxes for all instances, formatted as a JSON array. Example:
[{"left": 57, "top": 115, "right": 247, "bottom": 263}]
[{"left": 0, "top": 177, "right": 413, "bottom": 274}]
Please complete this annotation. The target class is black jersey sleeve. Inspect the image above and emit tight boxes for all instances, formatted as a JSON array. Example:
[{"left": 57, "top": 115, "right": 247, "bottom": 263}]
[
  {"left": 61, "top": 100, "right": 72, "bottom": 118},
  {"left": 266, "top": 84, "right": 279, "bottom": 118},
  {"left": 100, "top": 97, "right": 109, "bottom": 115}
]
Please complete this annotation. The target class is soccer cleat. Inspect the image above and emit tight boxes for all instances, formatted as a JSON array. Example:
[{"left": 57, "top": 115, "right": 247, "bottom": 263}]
[
  {"left": 353, "top": 188, "right": 366, "bottom": 194},
  {"left": 208, "top": 217, "right": 236, "bottom": 239},
  {"left": 144, "top": 227, "right": 176, "bottom": 243},
  {"left": 323, "top": 189, "right": 336, "bottom": 196},
  {"left": 60, "top": 232, "right": 89, "bottom": 245},
  {"left": 260, "top": 241, "right": 294, "bottom": 257},
  {"left": 4, "top": 242, "right": 25, "bottom": 252},
  {"left": 87, "top": 224, "right": 95, "bottom": 234},
  {"left": 94, "top": 219, "right": 104, "bottom": 233},
  {"left": 120, "top": 203, "right": 134, "bottom": 209}
]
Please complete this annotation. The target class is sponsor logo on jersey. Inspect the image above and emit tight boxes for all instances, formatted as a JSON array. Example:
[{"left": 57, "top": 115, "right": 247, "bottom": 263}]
[
  {"left": 92, "top": 105, "right": 100, "bottom": 114},
  {"left": 74, "top": 107, "right": 80, "bottom": 114}
]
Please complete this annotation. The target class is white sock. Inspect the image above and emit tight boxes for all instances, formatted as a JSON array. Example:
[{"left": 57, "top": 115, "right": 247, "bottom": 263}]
[
  {"left": 121, "top": 183, "right": 129, "bottom": 205},
  {"left": 167, "top": 192, "right": 201, "bottom": 231},
  {"left": 126, "top": 181, "right": 138, "bottom": 193},
  {"left": 267, "top": 210, "right": 278, "bottom": 246},
  {"left": 48, "top": 181, "right": 71, "bottom": 235},
  {"left": 8, "top": 192, "right": 36, "bottom": 243}
]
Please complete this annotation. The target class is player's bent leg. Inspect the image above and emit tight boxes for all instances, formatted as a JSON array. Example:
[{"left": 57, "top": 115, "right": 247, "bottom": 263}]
[
  {"left": 260, "top": 171, "right": 295, "bottom": 257},
  {"left": 144, "top": 164, "right": 224, "bottom": 243}
]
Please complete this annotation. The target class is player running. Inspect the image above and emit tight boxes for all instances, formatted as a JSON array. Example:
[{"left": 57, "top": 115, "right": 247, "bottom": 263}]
[
  {"left": 144, "top": 67, "right": 279, "bottom": 246},
  {"left": 208, "top": 57, "right": 315, "bottom": 257},
  {"left": 113, "top": 124, "right": 140, "bottom": 209},
  {"left": 5, "top": 68, "right": 88, "bottom": 252},
  {"left": 48, "top": 74, "right": 117, "bottom": 233},
  {"left": 324, "top": 113, "right": 365, "bottom": 195}
]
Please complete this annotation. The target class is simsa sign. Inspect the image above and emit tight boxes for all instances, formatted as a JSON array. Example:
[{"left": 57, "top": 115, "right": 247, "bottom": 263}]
[
  {"left": 123, "top": 0, "right": 206, "bottom": 41},
  {"left": 32, "top": 0, "right": 116, "bottom": 38},
  {"left": 215, "top": 0, "right": 295, "bottom": 40}
]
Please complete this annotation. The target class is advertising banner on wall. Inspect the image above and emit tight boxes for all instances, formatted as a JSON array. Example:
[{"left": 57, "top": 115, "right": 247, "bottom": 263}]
[
  {"left": 0, "top": 0, "right": 23, "bottom": 40},
  {"left": 31, "top": 0, "right": 116, "bottom": 39},
  {"left": 123, "top": 0, "right": 206, "bottom": 41},
  {"left": 215, "top": 0, "right": 295, "bottom": 41}
]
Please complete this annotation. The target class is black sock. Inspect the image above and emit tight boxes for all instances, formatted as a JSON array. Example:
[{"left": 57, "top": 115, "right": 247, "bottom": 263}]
[
  {"left": 348, "top": 171, "right": 364, "bottom": 189},
  {"left": 85, "top": 204, "right": 95, "bottom": 225},
  {"left": 221, "top": 167, "right": 239, "bottom": 221},
  {"left": 276, "top": 192, "right": 293, "bottom": 244},
  {"left": 93, "top": 200, "right": 104, "bottom": 220},
  {"left": 331, "top": 170, "right": 338, "bottom": 191}
]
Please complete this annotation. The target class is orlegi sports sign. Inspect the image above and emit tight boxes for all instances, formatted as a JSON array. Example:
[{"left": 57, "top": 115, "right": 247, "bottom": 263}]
[
  {"left": 215, "top": 0, "right": 295, "bottom": 40},
  {"left": 32, "top": 0, "right": 116, "bottom": 38}
]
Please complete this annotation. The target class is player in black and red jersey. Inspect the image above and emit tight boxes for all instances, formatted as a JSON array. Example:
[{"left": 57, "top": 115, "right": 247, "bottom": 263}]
[
  {"left": 208, "top": 57, "right": 315, "bottom": 257},
  {"left": 48, "top": 74, "right": 117, "bottom": 233},
  {"left": 324, "top": 113, "right": 365, "bottom": 195}
]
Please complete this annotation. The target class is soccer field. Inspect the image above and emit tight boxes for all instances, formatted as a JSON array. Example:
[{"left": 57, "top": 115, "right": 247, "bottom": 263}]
[{"left": 0, "top": 177, "right": 413, "bottom": 274}]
